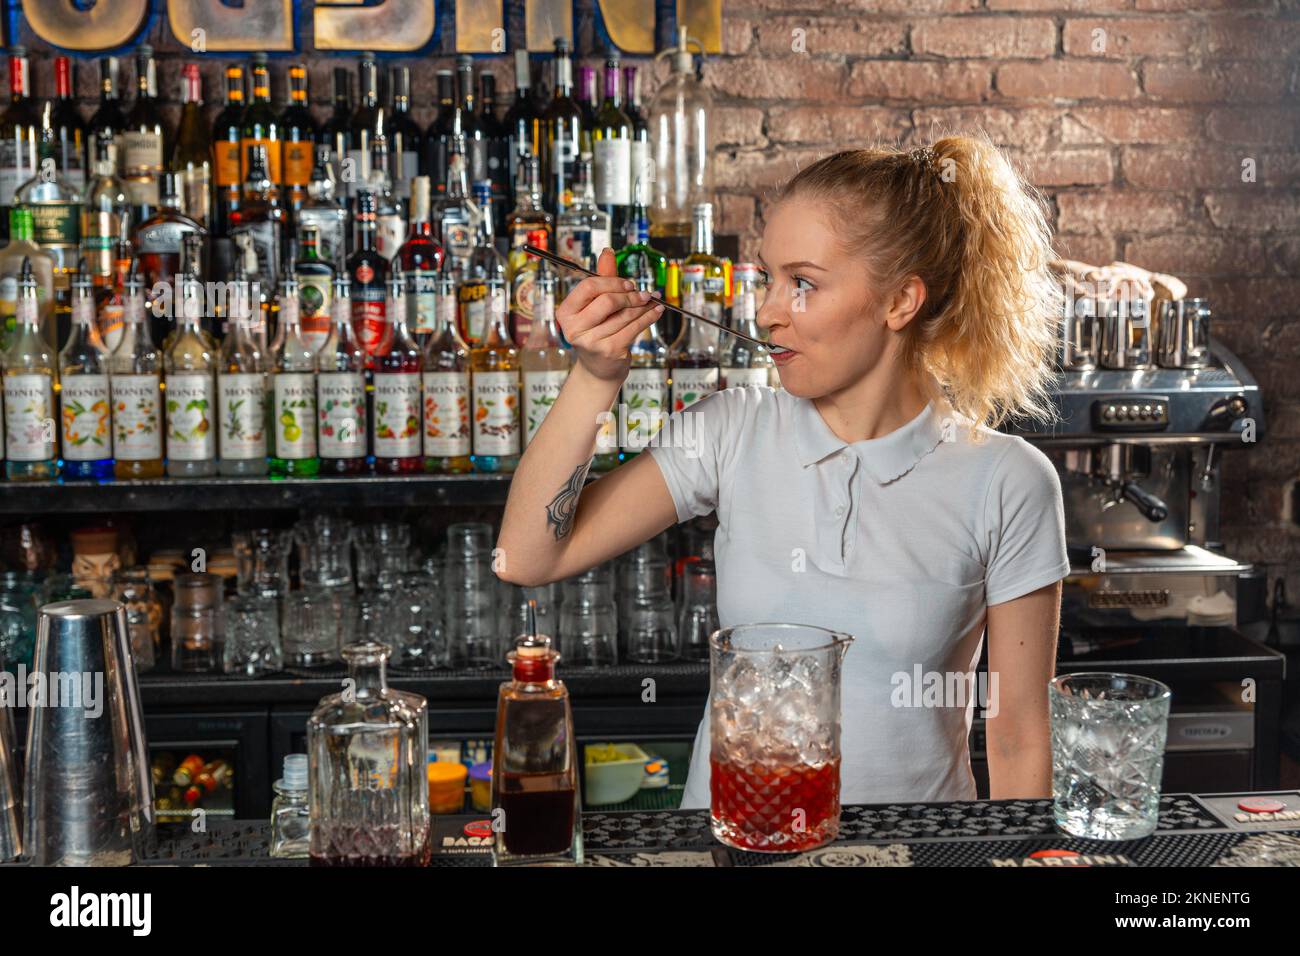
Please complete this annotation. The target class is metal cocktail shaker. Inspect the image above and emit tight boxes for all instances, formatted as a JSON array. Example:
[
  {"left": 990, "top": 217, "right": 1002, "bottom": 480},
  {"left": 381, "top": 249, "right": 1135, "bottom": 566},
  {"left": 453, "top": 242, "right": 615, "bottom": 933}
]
[
  {"left": 22, "top": 599, "right": 154, "bottom": 866},
  {"left": 0, "top": 702, "right": 19, "bottom": 861}
]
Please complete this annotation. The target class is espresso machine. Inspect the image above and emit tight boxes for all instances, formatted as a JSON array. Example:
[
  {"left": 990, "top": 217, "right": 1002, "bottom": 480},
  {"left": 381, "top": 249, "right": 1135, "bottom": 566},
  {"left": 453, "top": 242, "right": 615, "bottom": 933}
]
[
  {"left": 1012, "top": 294, "right": 1264, "bottom": 627},
  {"left": 982, "top": 292, "right": 1287, "bottom": 792}
]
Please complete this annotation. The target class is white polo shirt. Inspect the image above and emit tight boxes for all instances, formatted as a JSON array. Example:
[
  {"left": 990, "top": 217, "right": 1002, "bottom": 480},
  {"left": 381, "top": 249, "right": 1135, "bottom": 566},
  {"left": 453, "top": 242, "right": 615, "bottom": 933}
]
[{"left": 647, "top": 386, "right": 1070, "bottom": 808}]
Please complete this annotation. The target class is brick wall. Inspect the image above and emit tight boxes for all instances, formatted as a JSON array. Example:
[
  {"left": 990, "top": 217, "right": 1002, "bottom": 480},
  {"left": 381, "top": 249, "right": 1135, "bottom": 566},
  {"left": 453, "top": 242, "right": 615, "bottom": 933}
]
[
  {"left": 8, "top": 1, "right": 1300, "bottom": 588},
  {"left": 712, "top": 1, "right": 1300, "bottom": 591}
]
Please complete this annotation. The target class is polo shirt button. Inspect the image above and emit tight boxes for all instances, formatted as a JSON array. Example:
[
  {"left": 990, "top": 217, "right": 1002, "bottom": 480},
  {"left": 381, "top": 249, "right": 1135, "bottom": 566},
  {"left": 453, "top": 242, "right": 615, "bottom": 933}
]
[{"left": 835, "top": 505, "right": 845, "bottom": 516}]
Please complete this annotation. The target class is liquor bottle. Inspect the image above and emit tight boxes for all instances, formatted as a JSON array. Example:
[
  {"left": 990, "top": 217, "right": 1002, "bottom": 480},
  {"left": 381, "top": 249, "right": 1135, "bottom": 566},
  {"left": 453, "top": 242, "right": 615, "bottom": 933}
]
[
  {"left": 385, "top": 66, "right": 421, "bottom": 207},
  {"left": 592, "top": 51, "right": 632, "bottom": 240},
  {"left": 49, "top": 56, "right": 86, "bottom": 196},
  {"left": 421, "top": 268, "right": 470, "bottom": 474},
  {"left": 0, "top": 208, "right": 56, "bottom": 349},
  {"left": 480, "top": 72, "right": 510, "bottom": 236},
  {"left": 216, "top": 267, "right": 268, "bottom": 476},
  {"left": 230, "top": 143, "right": 286, "bottom": 306},
  {"left": 542, "top": 39, "right": 582, "bottom": 216},
  {"left": 295, "top": 224, "right": 334, "bottom": 353},
  {"left": 504, "top": 50, "right": 540, "bottom": 214},
  {"left": 683, "top": 202, "right": 726, "bottom": 342},
  {"left": 86, "top": 57, "right": 126, "bottom": 192},
  {"left": 133, "top": 171, "right": 205, "bottom": 311},
  {"left": 162, "top": 232, "right": 210, "bottom": 354},
  {"left": 0, "top": 48, "right": 41, "bottom": 243},
  {"left": 281, "top": 64, "right": 317, "bottom": 214},
  {"left": 648, "top": 28, "right": 713, "bottom": 239},
  {"left": 348, "top": 54, "right": 381, "bottom": 212},
  {"left": 723, "top": 263, "right": 777, "bottom": 389},
  {"left": 2, "top": 258, "right": 57, "bottom": 480},
  {"left": 16, "top": 132, "right": 83, "bottom": 277},
  {"left": 397, "top": 176, "right": 444, "bottom": 344},
  {"left": 369, "top": 135, "right": 406, "bottom": 262},
  {"left": 519, "top": 267, "right": 571, "bottom": 448},
  {"left": 81, "top": 135, "right": 129, "bottom": 290},
  {"left": 123, "top": 45, "right": 167, "bottom": 225},
  {"left": 297, "top": 144, "right": 347, "bottom": 267},
  {"left": 454, "top": 56, "right": 487, "bottom": 188},
  {"left": 211, "top": 64, "right": 245, "bottom": 238},
  {"left": 108, "top": 267, "right": 164, "bottom": 479},
  {"left": 623, "top": 65, "right": 653, "bottom": 214},
  {"left": 506, "top": 156, "right": 553, "bottom": 346},
  {"left": 668, "top": 265, "right": 720, "bottom": 412},
  {"left": 470, "top": 276, "right": 518, "bottom": 472},
  {"left": 620, "top": 259, "right": 669, "bottom": 456},
  {"left": 347, "top": 190, "right": 388, "bottom": 364},
  {"left": 270, "top": 274, "right": 319, "bottom": 478},
  {"left": 317, "top": 272, "right": 368, "bottom": 475},
  {"left": 423, "top": 70, "right": 455, "bottom": 195},
  {"left": 319, "top": 67, "right": 353, "bottom": 204},
  {"left": 558, "top": 153, "right": 611, "bottom": 281},
  {"left": 164, "top": 247, "right": 218, "bottom": 478},
  {"left": 458, "top": 182, "right": 504, "bottom": 348},
  {"left": 241, "top": 53, "right": 281, "bottom": 187},
  {"left": 172, "top": 63, "right": 212, "bottom": 229},
  {"left": 96, "top": 230, "right": 134, "bottom": 352},
  {"left": 431, "top": 132, "right": 474, "bottom": 276},
  {"left": 615, "top": 189, "right": 667, "bottom": 295},
  {"left": 490, "top": 623, "right": 582, "bottom": 866},
  {"left": 371, "top": 267, "right": 422, "bottom": 474},
  {"left": 576, "top": 66, "right": 598, "bottom": 155},
  {"left": 58, "top": 261, "right": 113, "bottom": 480}
]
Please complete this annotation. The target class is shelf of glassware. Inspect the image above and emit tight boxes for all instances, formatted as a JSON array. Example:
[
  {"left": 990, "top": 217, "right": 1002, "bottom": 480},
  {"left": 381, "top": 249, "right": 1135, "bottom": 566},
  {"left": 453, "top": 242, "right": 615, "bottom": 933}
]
[{"left": 0, "top": 472, "right": 554, "bottom": 514}]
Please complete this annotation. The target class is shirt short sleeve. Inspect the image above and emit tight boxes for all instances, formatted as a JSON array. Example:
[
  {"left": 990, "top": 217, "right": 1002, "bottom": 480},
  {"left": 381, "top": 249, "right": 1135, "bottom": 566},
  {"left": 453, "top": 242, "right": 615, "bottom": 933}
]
[
  {"left": 645, "top": 388, "right": 736, "bottom": 524},
  {"left": 983, "top": 437, "right": 1071, "bottom": 606}
]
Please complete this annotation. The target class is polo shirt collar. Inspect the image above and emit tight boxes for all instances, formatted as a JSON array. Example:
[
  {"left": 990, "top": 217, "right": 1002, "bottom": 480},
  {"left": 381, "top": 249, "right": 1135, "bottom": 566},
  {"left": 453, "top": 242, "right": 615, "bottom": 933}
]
[{"left": 793, "top": 397, "right": 946, "bottom": 484}]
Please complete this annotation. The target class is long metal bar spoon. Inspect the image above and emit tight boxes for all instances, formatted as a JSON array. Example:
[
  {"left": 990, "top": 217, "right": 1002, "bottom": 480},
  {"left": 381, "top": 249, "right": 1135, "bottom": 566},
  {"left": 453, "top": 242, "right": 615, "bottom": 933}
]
[{"left": 521, "top": 244, "right": 771, "bottom": 350}]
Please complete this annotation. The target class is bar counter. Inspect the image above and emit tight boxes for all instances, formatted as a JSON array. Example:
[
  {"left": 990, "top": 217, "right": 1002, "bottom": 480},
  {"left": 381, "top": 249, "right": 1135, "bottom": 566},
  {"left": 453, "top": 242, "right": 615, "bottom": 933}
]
[{"left": 125, "top": 790, "right": 1300, "bottom": 867}]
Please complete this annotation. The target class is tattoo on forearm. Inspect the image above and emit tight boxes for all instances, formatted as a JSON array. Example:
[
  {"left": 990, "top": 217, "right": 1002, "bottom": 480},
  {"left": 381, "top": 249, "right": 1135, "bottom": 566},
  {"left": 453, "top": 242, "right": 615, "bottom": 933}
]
[{"left": 545, "top": 460, "right": 591, "bottom": 540}]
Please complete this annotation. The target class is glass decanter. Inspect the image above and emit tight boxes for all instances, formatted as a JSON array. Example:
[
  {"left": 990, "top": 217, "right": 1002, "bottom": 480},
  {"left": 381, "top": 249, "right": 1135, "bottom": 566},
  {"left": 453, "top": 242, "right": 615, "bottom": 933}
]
[
  {"left": 491, "top": 603, "right": 583, "bottom": 866},
  {"left": 307, "top": 641, "right": 431, "bottom": 866}
]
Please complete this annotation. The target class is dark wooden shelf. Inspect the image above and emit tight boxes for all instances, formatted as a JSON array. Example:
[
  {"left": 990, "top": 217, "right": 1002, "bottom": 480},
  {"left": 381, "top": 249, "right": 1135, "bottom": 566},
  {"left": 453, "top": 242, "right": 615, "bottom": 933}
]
[{"left": 0, "top": 473, "right": 522, "bottom": 514}]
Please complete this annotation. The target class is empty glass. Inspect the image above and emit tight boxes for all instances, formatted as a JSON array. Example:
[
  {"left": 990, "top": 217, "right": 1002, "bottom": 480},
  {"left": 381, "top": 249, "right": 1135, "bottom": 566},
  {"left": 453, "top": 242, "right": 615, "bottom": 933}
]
[
  {"left": 443, "top": 548, "right": 501, "bottom": 669},
  {"left": 445, "top": 521, "right": 493, "bottom": 558},
  {"left": 233, "top": 528, "right": 293, "bottom": 598},
  {"left": 283, "top": 589, "right": 341, "bottom": 669},
  {"left": 387, "top": 573, "right": 444, "bottom": 673},
  {"left": 0, "top": 571, "right": 41, "bottom": 671},
  {"left": 1050, "top": 672, "right": 1171, "bottom": 840},
  {"left": 677, "top": 560, "right": 719, "bottom": 662},
  {"left": 625, "top": 591, "right": 678, "bottom": 663},
  {"left": 223, "top": 593, "right": 283, "bottom": 676},
  {"left": 499, "top": 583, "right": 559, "bottom": 646},
  {"left": 355, "top": 522, "right": 412, "bottom": 591},
  {"left": 559, "top": 568, "right": 618, "bottom": 668},
  {"left": 294, "top": 514, "right": 354, "bottom": 590}
]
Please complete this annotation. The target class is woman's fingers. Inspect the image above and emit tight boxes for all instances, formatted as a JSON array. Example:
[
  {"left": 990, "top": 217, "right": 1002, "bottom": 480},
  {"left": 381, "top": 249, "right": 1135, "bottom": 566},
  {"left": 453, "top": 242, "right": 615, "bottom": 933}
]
[
  {"left": 562, "top": 289, "right": 655, "bottom": 339},
  {"left": 584, "top": 302, "right": 665, "bottom": 351},
  {"left": 556, "top": 274, "right": 635, "bottom": 319}
]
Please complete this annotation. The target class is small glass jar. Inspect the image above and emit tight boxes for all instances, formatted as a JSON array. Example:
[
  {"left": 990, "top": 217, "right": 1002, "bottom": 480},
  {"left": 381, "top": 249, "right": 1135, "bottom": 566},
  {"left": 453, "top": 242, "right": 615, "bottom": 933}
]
[
  {"left": 270, "top": 754, "right": 311, "bottom": 859},
  {"left": 171, "top": 573, "right": 224, "bottom": 672},
  {"left": 115, "top": 567, "right": 162, "bottom": 673}
]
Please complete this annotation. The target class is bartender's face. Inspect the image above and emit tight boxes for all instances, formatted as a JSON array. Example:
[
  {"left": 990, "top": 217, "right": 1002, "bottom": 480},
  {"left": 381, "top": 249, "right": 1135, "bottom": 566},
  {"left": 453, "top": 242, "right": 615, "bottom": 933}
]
[{"left": 755, "top": 198, "right": 895, "bottom": 399}]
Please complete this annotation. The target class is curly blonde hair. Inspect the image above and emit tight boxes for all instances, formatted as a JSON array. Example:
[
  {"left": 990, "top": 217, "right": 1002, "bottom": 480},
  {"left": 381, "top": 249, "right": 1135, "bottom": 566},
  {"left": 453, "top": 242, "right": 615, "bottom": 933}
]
[{"left": 775, "top": 135, "right": 1061, "bottom": 433}]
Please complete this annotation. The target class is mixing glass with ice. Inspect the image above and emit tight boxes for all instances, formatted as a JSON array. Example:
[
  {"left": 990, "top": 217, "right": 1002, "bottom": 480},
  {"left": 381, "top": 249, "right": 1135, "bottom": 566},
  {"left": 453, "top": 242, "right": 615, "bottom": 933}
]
[{"left": 709, "top": 623, "right": 853, "bottom": 852}]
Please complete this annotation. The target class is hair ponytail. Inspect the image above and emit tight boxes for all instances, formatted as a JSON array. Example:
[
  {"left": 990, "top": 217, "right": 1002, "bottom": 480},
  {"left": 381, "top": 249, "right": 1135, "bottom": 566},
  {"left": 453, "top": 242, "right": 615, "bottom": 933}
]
[{"left": 776, "top": 134, "right": 1061, "bottom": 433}]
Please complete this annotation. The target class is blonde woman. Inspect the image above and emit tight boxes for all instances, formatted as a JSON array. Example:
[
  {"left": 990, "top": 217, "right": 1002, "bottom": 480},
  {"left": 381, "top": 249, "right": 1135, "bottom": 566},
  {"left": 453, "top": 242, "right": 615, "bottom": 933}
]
[{"left": 497, "top": 136, "right": 1069, "bottom": 807}]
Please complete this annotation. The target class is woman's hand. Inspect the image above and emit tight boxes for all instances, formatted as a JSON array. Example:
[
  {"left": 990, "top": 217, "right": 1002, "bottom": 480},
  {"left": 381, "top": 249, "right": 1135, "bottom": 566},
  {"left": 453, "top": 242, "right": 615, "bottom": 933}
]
[{"left": 555, "top": 247, "right": 665, "bottom": 383}]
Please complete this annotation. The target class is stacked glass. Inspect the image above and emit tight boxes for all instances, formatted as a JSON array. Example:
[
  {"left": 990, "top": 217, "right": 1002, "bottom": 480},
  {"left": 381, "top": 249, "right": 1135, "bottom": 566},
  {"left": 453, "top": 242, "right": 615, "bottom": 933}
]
[
  {"left": 441, "top": 522, "right": 498, "bottom": 669},
  {"left": 559, "top": 563, "right": 618, "bottom": 668}
]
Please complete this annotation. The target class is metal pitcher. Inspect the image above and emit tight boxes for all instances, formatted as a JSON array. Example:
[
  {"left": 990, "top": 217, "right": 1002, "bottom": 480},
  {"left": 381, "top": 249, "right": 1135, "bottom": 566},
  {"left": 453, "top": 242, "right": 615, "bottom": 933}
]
[
  {"left": 708, "top": 623, "right": 853, "bottom": 852},
  {"left": 1099, "top": 297, "right": 1153, "bottom": 370},
  {"left": 1157, "top": 298, "right": 1211, "bottom": 369},
  {"left": 22, "top": 599, "right": 154, "bottom": 866}
]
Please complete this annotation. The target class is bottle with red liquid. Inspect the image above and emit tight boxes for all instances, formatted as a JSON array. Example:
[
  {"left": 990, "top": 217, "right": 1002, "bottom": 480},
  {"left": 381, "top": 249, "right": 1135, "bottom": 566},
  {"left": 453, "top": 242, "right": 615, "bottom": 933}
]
[
  {"left": 348, "top": 188, "right": 388, "bottom": 366},
  {"left": 371, "top": 266, "right": 422, "bottom": 473},
  {"left": 491, "top": 602, "right": 582, "bottom": 866}
]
